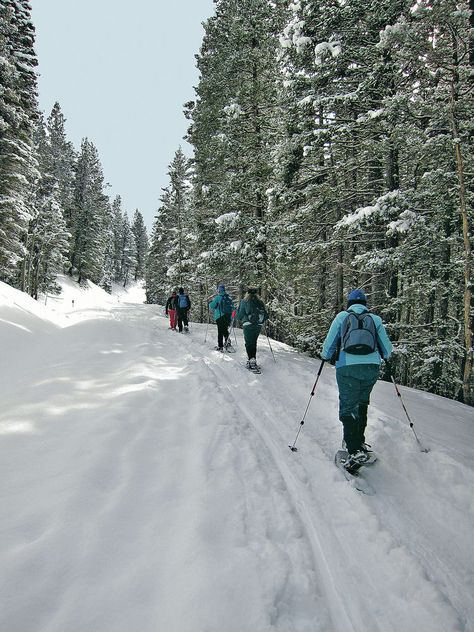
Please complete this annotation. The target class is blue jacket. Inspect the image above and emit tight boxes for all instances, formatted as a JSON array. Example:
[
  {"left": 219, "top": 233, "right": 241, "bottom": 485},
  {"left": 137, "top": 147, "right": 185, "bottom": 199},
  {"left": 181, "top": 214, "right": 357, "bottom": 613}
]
[
  {"left": 321, "top": 304, "right": 392, "bottom": 368},
  {"left": 209, "top": 291, "right": 233, "bottom": 320}
]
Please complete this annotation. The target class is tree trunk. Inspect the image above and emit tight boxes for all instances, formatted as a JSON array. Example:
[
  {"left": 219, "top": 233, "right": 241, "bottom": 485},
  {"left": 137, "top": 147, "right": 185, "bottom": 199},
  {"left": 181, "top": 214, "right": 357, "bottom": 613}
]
[{"left": 450, "top": 34, "right": 473, "bottom": 404}]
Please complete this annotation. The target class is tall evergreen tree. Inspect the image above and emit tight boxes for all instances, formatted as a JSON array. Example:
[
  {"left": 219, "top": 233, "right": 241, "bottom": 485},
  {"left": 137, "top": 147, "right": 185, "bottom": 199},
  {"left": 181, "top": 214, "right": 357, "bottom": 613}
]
[
  {"left": 145, "top": 148, "right": 193, "bottom": 303},
  {"left": 131, "top": 209, "right": 148, "bottom": 281},
  {"left": 44, "top": 102, "right": 77, "bottom": 246},
  {"left": 185, "top": 0, "right": 288, "bottom": 296},
  {"left": 71, "top": 139, "right": 110, "bottom": 284},
  {"left": 110, "top": 195, "right": 124, "bottom": 282},
  {"left": 0, "top": 0, "right": 39, "bottom": 285},
  {"left": 119, "top": 212, "right": 136, "bottom": 288}
]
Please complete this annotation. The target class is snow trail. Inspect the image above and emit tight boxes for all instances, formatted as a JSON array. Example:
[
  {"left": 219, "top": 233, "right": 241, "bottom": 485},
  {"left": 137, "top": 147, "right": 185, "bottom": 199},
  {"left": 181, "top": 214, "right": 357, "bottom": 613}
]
[{"left": 1, "top": 282, "right": 472, "bottom": 631}]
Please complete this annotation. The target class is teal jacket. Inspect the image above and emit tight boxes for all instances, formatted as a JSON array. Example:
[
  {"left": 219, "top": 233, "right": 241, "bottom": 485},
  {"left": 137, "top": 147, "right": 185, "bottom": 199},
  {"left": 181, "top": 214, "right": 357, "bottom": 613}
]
[
  {"left": 237, "top": 297, "right": 268, "bottom": 326},
  {"left": 209, "top": 291, "right": 233, "bottom": 320},
  {"left": 321, "top": 304, "right": 392, "bottom": 368}
]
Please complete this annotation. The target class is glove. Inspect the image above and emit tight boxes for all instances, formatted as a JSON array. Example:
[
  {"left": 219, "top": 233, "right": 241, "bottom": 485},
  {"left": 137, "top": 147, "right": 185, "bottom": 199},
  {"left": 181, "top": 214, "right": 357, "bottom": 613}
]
[{"left": 384, "top": 362, "right": 392, "bottom": 381}]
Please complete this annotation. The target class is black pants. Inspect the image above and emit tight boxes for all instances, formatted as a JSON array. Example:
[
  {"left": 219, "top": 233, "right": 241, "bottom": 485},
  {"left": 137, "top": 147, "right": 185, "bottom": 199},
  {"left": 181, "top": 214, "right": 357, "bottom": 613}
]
[
  {"left": 177, "top": 308, "right": 189, "bottom": 332},
  {"left": 216, "top": 315, "right": 231, "bottom": 348}
]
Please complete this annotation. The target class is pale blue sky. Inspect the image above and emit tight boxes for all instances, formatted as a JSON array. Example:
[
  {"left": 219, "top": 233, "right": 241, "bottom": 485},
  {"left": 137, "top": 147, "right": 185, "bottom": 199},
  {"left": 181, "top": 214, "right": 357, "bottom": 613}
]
[{"left": 31, "top": 0, "right": 215, "bottom": 229}]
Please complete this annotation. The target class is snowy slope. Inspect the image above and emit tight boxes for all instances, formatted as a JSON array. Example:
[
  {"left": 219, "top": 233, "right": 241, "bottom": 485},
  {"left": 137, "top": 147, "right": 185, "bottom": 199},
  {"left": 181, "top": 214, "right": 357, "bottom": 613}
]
[{"left": 0, "top": 279, "right": 473, "bottom": 632}]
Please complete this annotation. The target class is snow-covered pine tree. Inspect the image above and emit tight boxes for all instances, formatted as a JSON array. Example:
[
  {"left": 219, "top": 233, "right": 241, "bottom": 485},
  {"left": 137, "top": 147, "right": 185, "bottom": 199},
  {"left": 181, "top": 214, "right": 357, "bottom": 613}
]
[
  {"left": 43, "top": 102, "right": 77, "bottom": 254},
  {"left": 145, "top": 148, "right": 195, "bottom": 306},
  {"left": 0, "top": 0, "right": 39, "bottom": 286},
  {"left": 131, "top": 209, "right": 148, "bottom": 281},
  {"left": 330, "top": 2, "right": 473, "bottom": 403},
  {"left": 145, "top": 213, "right": 166, "bottom": 305},
  {"left": 23, "top": 115, "right": 70, "bottom": 299},
  {"left": 119, "top": 212, "right": 136, "bottom": 288},
  {"left": 271, "top": 0, "right": 414, "bottom": 350},
  {"left": 110, "top": 195, "right": 124, "bottom": 282},
  {"left": 185, "top": 0, "right": 288, "bottom": 303},
  {"left": 70, "top": 139, "right": 110, "bottom": 285},
  {"left": 274, "top": 0, "right": 472, "bottom": 402}
]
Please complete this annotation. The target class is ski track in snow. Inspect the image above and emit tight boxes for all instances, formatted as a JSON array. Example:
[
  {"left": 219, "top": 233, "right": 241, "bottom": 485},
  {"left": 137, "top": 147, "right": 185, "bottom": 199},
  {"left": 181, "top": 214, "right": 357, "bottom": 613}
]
[
  {"left": 1, "top": 287, "right": 473, "bottom": 632},
  {"left": 189, "top": 332, "right": 466, "bottom": 632}
]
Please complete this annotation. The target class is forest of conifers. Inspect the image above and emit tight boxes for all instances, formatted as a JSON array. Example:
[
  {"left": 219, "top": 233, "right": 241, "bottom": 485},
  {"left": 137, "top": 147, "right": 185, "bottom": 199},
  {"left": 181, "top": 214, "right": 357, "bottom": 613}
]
[{"left": 1, "top": 1, "right": 473, "bottom": 404}]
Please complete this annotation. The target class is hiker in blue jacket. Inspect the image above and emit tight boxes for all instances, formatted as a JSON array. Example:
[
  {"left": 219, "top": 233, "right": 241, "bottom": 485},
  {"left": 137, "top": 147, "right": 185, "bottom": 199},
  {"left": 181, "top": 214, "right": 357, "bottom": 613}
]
[
  {"left": 321, "top": 288, "right": 392, "bottom": 468},
  {"left": 209, "top": 284, "right": 233, "bottom": 351},
  {"left": 176, "top": 287, "right": 191, "bottom": 333}
]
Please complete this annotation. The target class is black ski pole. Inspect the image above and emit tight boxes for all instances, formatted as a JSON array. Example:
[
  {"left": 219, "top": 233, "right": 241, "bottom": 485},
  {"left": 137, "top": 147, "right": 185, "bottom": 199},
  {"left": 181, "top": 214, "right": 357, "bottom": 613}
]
[
  {"left": 390, "top": 373, "right": 429, "bottom": 453},
  {"left": 204, "top": 309, "right": 210, "bottom": 343},
  {"left": 289, "top": 360, "right": 325, "bottom": 452},
  {"left": 263, "top": 323, "right": 276, "bottom": 363},
  {"left": 229, "top": 319, "right": 238, "bottom": 348}
]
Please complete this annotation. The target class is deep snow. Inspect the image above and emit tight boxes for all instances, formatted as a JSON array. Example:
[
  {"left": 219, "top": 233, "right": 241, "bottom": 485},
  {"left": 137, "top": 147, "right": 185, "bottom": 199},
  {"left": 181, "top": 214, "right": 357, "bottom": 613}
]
[{"left": 0, "top": 276, "right": 473, "bottom": 632}]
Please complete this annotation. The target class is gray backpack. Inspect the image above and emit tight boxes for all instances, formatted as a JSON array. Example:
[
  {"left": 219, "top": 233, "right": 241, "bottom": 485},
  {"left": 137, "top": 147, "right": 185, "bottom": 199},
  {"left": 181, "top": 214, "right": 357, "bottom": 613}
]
[{"left": 341, "top": 312, "right": 378, "bottom": 355}]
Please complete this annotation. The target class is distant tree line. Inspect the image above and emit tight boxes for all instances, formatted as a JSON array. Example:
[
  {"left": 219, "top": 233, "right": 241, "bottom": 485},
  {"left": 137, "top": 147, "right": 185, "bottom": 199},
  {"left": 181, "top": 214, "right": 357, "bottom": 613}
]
[
  {"left": 146, "top": 0, "right": 473, "bottom": 405},
  {"left": 0, "top": 0, "right": 148, "bottom": 300}
]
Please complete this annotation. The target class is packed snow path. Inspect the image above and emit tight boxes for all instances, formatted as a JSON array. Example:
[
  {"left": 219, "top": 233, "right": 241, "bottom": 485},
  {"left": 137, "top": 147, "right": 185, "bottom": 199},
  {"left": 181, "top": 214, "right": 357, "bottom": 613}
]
[{"left": 1, "top": 282, "right": 473, "bottom": 632}]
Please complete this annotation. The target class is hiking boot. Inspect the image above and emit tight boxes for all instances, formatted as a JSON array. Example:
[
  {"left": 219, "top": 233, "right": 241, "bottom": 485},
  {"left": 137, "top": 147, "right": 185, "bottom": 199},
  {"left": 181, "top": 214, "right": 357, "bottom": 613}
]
[
  {"left": 215, "top": 346, "right": 224, "bottom": 352},
  {"left": 184, "top": 325, "right": 189, "bottom": 332},
  {"left": 224, "top": 338, "right": 232, "bottom": 349},
  {"left": 249, "top": 358, "right": 257, "bottom": 369}
]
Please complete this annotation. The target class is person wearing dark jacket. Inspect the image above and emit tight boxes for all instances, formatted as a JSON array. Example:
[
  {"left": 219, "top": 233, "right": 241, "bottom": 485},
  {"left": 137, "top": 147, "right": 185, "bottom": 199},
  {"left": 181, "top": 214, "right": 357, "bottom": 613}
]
[
  {"left": 209, "top": 284, "right": 234, "bottom": 351},
  {"left": 236, "top": 288, "right": 268, "bottom": 369},
  {"left": 321, "top": 288, "right": 392, "bottom": 469},
  {"left": 176, "top": 287, "right": 191, "bottom": 333},
  {"left": 165, "top": 291, "right": 178, "bottom": 330}
]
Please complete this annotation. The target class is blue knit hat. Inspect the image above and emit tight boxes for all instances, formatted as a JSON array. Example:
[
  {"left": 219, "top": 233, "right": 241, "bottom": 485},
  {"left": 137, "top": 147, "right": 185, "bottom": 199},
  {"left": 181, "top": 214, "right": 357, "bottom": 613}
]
[
  {"left": 217, "top": 284, "right": 225, "bottom": 292},
  {"left": 347, "top": 288, "right": 366, "bottom": 302}
]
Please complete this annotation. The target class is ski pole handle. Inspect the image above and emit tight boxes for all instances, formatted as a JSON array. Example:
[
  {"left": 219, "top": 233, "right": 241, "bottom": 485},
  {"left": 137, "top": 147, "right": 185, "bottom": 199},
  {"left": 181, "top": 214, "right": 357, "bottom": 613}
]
[{"left": 310, "top": 360, "right": 325, "bottom": 396}]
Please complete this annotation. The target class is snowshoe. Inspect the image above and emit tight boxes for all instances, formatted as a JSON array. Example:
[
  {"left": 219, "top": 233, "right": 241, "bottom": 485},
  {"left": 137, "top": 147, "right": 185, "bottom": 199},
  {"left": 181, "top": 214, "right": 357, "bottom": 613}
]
[
  {"left": 246, "top": 360, "right": 261, "bottom": 374},
  {"left": 360, "top": 443, "right": 377, "bottom": 465},
  {"left": 335, "top": 450, "right": 375, "bottom": 495}
]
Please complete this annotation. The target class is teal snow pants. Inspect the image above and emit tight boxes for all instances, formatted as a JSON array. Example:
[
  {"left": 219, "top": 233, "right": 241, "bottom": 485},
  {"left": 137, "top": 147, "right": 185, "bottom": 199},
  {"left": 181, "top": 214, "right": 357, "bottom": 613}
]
[
  {"left": 242, "top": 324, "right": 262, "bottom": 360},
  {"left": 336, "top": 364, "right": 380, "bottom": 454}
]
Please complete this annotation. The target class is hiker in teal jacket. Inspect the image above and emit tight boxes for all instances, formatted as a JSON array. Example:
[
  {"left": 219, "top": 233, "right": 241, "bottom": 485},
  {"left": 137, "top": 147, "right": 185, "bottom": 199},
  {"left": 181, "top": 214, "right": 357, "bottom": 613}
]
[
  {"left": 237, "top": 288, "right": 268, "bottom": 369},
  {"left": 209, "top": 284, "right": 233, "bottom": 351},
  {"left": 321, "top": 289, "right": 392, "bottom": 466}
]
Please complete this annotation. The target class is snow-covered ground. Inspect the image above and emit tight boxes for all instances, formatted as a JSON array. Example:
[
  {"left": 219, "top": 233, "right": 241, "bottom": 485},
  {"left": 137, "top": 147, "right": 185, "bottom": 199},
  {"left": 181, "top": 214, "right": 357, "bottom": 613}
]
[{"left": 1, "top": 276, "right": 473, "bottom": 632}]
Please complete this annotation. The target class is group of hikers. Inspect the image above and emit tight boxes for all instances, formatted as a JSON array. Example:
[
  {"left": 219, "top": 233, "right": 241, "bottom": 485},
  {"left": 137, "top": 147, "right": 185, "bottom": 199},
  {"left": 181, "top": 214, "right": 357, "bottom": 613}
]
[
  {"left": 165, "top": 284, "right": 393, "bottom": 472},
  {"left": 165, "top": 284, "right": 269, "bottom": 371},
  {"left": 164, "top": 287, "right": 192, "bottom": 333}
]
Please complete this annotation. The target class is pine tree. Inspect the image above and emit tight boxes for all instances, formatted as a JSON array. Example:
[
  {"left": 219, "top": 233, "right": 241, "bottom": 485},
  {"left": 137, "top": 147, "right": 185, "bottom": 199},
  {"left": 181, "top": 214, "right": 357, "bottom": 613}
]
[
  {"left": 110, "top": 195, "right": 124, "bottom": 282},
  {"left": 186, "top": 0, "right": 288, "bottom": 299},
  {"left": 274, "top": 0, "right": 473, "bottom": 402},
  {"left": 71, "top": 139, "right": 110, "bottom": 285},
  {"left": 119, "top": 212, "right": 136, "bottom": 288},
  {"left": 145, "top": 148, "right": 193, "bottom": 303},
  {"left": 0, "top": 0, "right": 39, "bottom": 285},
  {"left": 22, "top": 116, "right": 70, "bottom": 299},
  {"left": 131, "top": 209, "right": 148, "bottom": 281},
  {"left": 44, "top": 102, "right": 77, "bottom": 249},
  {"left": 145, "top": 213, "right": 166, "bottom": 304}
]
